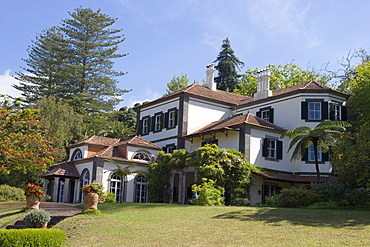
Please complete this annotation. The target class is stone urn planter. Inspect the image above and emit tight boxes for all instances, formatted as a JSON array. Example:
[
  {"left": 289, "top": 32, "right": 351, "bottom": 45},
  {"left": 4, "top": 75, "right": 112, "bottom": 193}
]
[
  {"left": 26, "top": 195, "right": 41, "bottom": 210},
  {"left": 84, "top": 192, "right": 99, "bottom": 210}
]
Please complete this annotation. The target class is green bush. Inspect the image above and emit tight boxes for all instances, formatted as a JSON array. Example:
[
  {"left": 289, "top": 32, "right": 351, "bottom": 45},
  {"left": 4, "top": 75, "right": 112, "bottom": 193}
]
[
  {"left": 264, "top": 194, "right": 280, "bottom": 206},
  {"left": 102, "top": 192, "right": 116, "bottom": 203},
  {"left": 192, "top": 178, "right": 224, "bottom": 206},
  {"left": 232, "top": 197, "right": 251, "bottom": 206},
  {"left": 311, "top": 180, "right": 347, "bottom": 203},
  {"left": 0, "top": 229, "right": 65, "bottom": 247},
  {"left": 278, "top": 187, "right": 319, "bottom": 207},
  {"left": 24, "top": 209, "right": 51, "bottom": 228},
  {"left": 0, "top": 184, "right": 26, "bottom": 201}
]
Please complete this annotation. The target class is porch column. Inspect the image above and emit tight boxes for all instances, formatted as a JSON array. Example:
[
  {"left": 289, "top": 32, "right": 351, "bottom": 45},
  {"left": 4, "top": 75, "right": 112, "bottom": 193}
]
[
  {"left": 42, "top": 179, "right": 49, "bottom": 197},
  {"left": 178, "top": 173, "right": 183, "bottom": 204},
  {"left": 182, "top": 172, "right": 187, "bottom": 204},
  {"left": 169, "top": 173, "right": 174, "bottom": 203},
  {"left": 73, "top": 179, "right": 80, "bottom": 203},
  {"left": 52, "top": 177, "right": 59, "bottom": 202},
  {"left": 63, "top": 178, "right": 70, "bottom": 203}
]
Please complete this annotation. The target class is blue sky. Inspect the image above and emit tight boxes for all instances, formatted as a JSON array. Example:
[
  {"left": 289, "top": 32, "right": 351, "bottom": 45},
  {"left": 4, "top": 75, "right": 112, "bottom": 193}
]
[{"left": 1, "top": 0, "right": 370, "bottom": 108}]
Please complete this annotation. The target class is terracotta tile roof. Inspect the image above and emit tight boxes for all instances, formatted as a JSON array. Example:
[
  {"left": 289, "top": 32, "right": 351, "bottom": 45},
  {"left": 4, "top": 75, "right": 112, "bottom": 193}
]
[
  {"left": 116, "top": 136, "right": 162, "bottom": 149},
  {"left": 135, "top": 84, "right": 250, "bottom": 109},
  {"left": 69, "top": 135, "right": 118, "bottom": 148},
  {"left": 240, "top": 81, "right": 350, "bottom": 105},
  {"left": 187, "top": 113, "right": 285, "bottom": 137},
  {"left": 41, "top": 162, "right": 80, "bottom": 178},
  {"left": 256, "top": 170, "right": 333, "bottom": 183}
]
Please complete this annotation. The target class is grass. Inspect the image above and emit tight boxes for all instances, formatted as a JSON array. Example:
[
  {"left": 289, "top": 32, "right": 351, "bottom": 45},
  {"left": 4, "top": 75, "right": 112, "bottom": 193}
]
[
  {"left": 0, "top": 201, "right": 26, "bottom": 228},
  {"left": 50, "top": 203, "right": 370, "bottom": 247}
]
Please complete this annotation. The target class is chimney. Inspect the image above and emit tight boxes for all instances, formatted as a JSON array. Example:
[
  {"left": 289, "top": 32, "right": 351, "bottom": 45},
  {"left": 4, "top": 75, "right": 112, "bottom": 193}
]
[
  {"left": 206, "top": 63, "right": 216, "bottom": 91},
  {"left": 254, "top": 68, "right": 272, "bottom": 100}
]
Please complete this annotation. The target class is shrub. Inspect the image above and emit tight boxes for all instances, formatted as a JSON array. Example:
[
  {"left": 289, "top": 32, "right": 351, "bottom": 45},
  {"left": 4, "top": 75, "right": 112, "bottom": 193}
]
[
  {"left": 192, "top": 178, "right": 224, "bottom": 206},
  {"left": 311, "top": 180, "right": 347, "bottom": 203},
  {"left": 102, "top": 192, "right": 116, "bottom": 203},
  {"left": 81, "top": 181, "right": 104, "bottom": 197},
  {"left": 24, "top": 209, "right": 51, "bottom": 228},
  {"left": 232, "top": 197, "right": 251, "bottom": 206},
  {"left": 0, "top": 184, "right": 26, "bottom": 201},
  {"left": 0, "top": 229, "right": 65, "bottom": 247},
  {"left": 278, "top": 187, "right": 319, "bottom": 207},
  {"left": 264, "top": 194, "right": 280, "bottom": 207},
  {"left": 345, "top": 187, "right": 370, "bottom": 206}
]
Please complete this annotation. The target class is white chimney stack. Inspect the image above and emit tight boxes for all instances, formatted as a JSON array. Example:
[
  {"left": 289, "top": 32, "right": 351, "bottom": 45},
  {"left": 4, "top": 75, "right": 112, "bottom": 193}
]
[
  {"left": 206, "top": 63, "right": 217, "bottom": 91},
  {"left": 254, "top": 68, "right": 272, "bottom": 100}
]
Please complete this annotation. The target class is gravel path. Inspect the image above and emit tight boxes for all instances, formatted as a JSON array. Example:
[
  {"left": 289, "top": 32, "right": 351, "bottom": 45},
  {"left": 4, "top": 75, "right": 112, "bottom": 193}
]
[{"left": 40, "top": 202, "right": 82, "bottom": 217}]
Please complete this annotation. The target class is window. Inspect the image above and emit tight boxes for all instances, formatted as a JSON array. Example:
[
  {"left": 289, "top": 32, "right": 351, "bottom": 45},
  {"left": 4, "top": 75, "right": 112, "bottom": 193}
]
[
  {"left": 256, "top": 107, "right": 274, "bottom": 123},
  {"left": 132, "top": 151, "right": 152, "bottom": 162},
  {"left": 80, "top": 170, "right": 90, "bottom": 203},
  {"left": 71, "top": 149, "right": 82, "bottom": 161},
  {"left": 135, "top": 175, "right": 148, "bottom": 203},
  {"left": 262, "top": 138, "right": 283, "bottom": 160},
  {"left": 168, "top": 110, "right": 176, "bottom": 128},
  {"left": 142, "top": 117, "right": 150, "bottom": 135},
  {"left": 163, "top": 144, "right": 176, "bottom": 153},
  {"left": 330, "top": 103, "right": 346, "bottom": 121},
  {"left": 58, "top": 181, "right": 64, "bottom": 203},
  {"left": 201, "top": 139, "right": 218, "bottom": 146},
  {"left": 109, "top": 174, "right": 122, "bottom": 203},
  {"left": 308, "top": 144, "right": 322, "bottom": 162},
  {"left": 308, "top": 102, "right": 321, "bottom": 120},
  {"left": 155, "top": 114, "right": 162, "bottom": 131}
]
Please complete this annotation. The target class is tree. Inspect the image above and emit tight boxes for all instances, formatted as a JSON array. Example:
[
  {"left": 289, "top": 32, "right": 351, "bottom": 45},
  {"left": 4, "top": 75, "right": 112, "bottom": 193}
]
[
  {"left": 98, "top": 121, "right": 135, "bottom": 139},
  {"left": 35, "top": 96, "right": 84, "bottom": 160},
  {"left": 214, "top": 38, "right": 244, "bottom": 92},
  {"left": 111, "top": 106, "right": 136, "bottom": 129},
  {"left": 164, "top": 74, "right": 189, "bottom": 95},
  {"left": 14, "top": 7, "right": 128, "bottom": 114},
  {"left": 0, "top": 96, "right": 59, "bottom": 175},
  {"left": 281, "top": 120, "right": 350, "bottom": 183},
  {"left": 234, "top": 62, "right": 331, "bottom": 97}
]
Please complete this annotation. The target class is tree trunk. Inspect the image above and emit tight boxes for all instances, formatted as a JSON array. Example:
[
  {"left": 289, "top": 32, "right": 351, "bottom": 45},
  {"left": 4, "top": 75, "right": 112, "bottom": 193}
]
[{"left": 313, "top": 141, "right": 321, "bottom": 183}]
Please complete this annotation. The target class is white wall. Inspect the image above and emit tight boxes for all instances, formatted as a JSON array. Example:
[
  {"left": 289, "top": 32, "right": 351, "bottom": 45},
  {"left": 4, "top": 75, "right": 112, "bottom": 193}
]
[{"left": 69, "top": 146, "right": 88, "bottom": 161}]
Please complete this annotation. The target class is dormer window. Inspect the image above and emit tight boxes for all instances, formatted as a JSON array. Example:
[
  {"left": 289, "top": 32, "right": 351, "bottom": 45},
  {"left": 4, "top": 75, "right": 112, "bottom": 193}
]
[
  {"left": 132, "top": 151, "right": 152, "bottom": 162},
  {"left": 71, "top": 148, "right": 83, "bottom": 161}
]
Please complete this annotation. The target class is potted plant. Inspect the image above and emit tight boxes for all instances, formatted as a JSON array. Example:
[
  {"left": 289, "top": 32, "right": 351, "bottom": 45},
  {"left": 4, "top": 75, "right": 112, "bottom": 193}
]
[
  {"left": 23, "top": 183, "right": 45, "bottom": 210},
  {"left": 24, "top": 209, "right": 51, "bottom": 228},
  {"left": 81, "top": 181, "right": 104, "bottom": 210}
]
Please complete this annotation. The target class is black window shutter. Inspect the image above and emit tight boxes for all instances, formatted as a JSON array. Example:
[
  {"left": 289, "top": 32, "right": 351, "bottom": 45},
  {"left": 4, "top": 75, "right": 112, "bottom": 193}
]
[
  {"left": 150, "top": 116, "right": 155, "bottom": 132},
  {"left": 174, "top": 109, "right": 178, "bottom": 126},
  {"left": 269, "top": 108, "right": 274, "bottom": 123},
  {"left": 329, "top": 103, "right": 335, "bottom": 120},
  {"left": 276, "top": 140, "right": 282, "bottom": 159},
  {"left": 322, "top": 150, "right": 329, "bottom": 162},
  {"left": 301, "top": 148, "right": 308, "bottom": 161},
  {"left": 321, "top": 102, "right": 329, "bottom": 120},
  {"left": 164, "top": 112, "right": 169, "bottom": 128},
  {"left": 341, "top": 106, "right": 347, "bottom": 121},
  {"left": 138, "top": 120, "right": 143, "bottom": 135},
  {"left": 160, "top": 113, "right": 164, "bottom": 130},
  {"left": 256, "top": 111, "right": 261, "bottom": 118},
  {"left": 262, "top": 138, "right": 268, "bottom": 157},
  {"left": 301, "top": 102, "right": 308, "bottom": 120},
  {"left": 162, "top": 146, "right": 166, "bottom": 152}
]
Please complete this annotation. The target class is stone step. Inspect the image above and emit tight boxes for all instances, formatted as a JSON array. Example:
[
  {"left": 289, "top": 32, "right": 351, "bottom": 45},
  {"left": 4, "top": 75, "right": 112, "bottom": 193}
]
[{"left": 14, "top": 220, "right": 26, "bottom": 226}]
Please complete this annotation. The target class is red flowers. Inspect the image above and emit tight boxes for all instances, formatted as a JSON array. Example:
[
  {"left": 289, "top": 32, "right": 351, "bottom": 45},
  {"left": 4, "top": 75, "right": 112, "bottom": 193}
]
[{"left": 24, "top": 183, "right": 45, "bottom": 200}]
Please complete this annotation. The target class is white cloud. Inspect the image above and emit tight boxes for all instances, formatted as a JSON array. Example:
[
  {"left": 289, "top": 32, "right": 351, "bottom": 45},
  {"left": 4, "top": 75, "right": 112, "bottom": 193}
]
[
  {"left": 0, "top": 69, "right": 22, "bottom": 98},
  {"left": 247, "top": 0, "right": 320, "bottom": 48},
  {"left": 120, "top": 87, "right": 161, "bottom": 107}
]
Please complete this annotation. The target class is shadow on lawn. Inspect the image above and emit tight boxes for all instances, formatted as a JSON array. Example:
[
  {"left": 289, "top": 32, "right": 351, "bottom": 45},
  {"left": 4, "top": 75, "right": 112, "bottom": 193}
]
[
  {"left": 213, "top": 208, "right": 370, "bottom": 228},
  {"left": 0, "top": 211, "right": 23, "bottom": 220},
  {"left": 97, "top": 202, "right": 184, "bottom": 213}
]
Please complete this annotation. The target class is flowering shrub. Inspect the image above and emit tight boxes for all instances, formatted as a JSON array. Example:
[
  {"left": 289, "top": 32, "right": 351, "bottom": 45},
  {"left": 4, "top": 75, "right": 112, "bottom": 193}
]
[
  {"left": 81, "top": 181, "right": 104, "bottom": 197},
  {"left": 23, "top": 183, "right": 45, "bottom": 200},
  {"left": 345, "top": 187, "right": 370, "bottom": 206}
]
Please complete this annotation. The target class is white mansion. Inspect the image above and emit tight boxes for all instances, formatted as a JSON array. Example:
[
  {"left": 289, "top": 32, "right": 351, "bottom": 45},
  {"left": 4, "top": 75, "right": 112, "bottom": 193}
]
[{"left": 42, "top": 64, "right": 349, "bottom": 204}]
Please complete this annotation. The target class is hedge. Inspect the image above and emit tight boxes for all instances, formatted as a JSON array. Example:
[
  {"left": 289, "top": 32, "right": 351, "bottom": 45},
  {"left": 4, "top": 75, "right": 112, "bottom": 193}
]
[{"left": 0, "top": 229, "right": 65, "bottom": 247}]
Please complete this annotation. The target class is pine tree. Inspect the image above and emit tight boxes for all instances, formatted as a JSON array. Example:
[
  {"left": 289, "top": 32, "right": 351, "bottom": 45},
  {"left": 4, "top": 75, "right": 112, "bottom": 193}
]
[
  {"left": 14, "top": 7, "right": 128, "bottom": 114},
  {"left": 214, "top": 38, "right": 244, "bottom": 92}
]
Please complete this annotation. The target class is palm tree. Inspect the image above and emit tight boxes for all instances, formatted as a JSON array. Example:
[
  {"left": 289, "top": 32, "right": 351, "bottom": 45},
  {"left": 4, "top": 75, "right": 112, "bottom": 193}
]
[{"left": 281, "top": 120, "right": 351, "bottom": 183}]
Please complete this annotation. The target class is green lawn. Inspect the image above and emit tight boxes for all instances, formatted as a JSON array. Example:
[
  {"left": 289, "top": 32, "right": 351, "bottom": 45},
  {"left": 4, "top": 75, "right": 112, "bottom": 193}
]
[
  {"left": 0, "top": 201, "right": 26, "bottom": 228},
  {"left": 52, "top": 203, "right": 370, "bottom": 247}
]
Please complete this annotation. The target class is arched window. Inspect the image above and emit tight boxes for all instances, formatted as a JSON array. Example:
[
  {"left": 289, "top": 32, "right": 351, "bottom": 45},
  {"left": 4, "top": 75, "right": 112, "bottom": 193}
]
[
  {"left": 80, "top": 170, "right": 90, "bottom": 203},
  {"left": 135, "top": 175, "right": 148, "bottom": 203},
  {"left": 71, "top": 148, "right": 83, "bottom": 161},
  {"left": 109, "top": 173, "right": 122, "bottom": 203},
  {"left": 132, "top": 151, "right": 152, "bottom": 162}
]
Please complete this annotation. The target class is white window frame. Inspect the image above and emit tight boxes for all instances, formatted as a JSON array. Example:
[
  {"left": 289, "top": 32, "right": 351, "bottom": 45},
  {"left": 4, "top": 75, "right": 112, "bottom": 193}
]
[
  {"left": 109, "top": 174, "right": 122, "bottom": 203},
  {"left": 308, "top": 102, "right": 321, "bottom": 120},
  {"left": 261, "top": 110, "right": 270, "bottom": 121},
  {"left": 308, "top": 144, "right": 322, "bottom": 162},
  {"left": 135, "top": 175, "right": 148, "bottom": 203},
  {"left": 333, "top": 104, "right": 341, "bottom": 120},
  {"left": 132, "top": 152, "right": 152, "bottom": 162},
  {"left": 142, "top": 118, "right": 149, "bottom": 135},
  {"left": 168, "top": 110, "right": 176, "bottom": 128},
  {"left": 155, "top": 114, "right": 162, "bottom": 131},
  {"left": 71, "top": 149, "right": 83, "bottom": 161},
  {"left": 266, "top": 139, "right": 276, "bottom": 159}
]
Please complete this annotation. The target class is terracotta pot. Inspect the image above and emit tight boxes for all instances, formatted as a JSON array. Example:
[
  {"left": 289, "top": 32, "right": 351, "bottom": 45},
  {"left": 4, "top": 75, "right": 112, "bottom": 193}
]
[
  {"left": 26, "top": 195, "right": 41, "bottom": 210},
  {"left": 34, "top": 222, "right": 48, "bottom": 228},
  {"left": 84, "top": 193, "right": 99, "bottom": 210}
]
